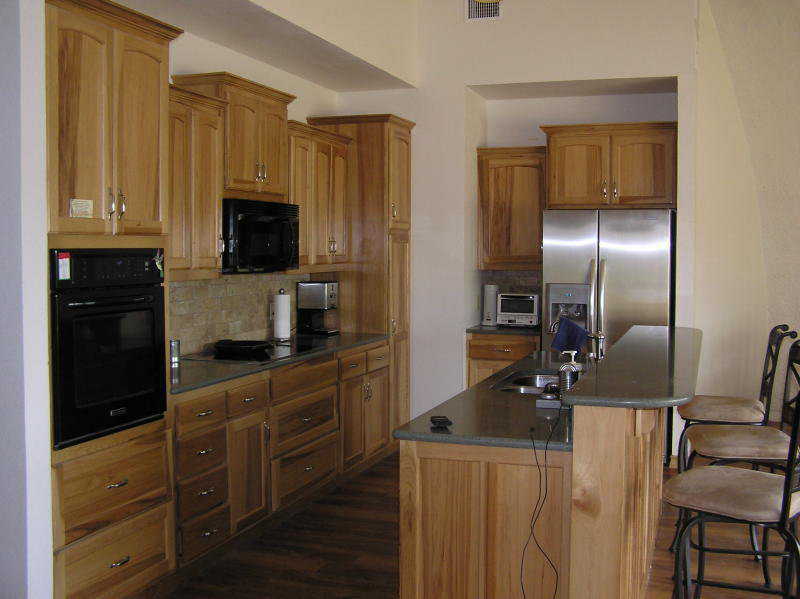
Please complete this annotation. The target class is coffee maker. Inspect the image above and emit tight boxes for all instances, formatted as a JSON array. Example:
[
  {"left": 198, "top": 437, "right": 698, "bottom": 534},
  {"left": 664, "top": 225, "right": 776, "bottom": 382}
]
[{"left": 297, "top": 282, "right": 339, "bottom": 335}]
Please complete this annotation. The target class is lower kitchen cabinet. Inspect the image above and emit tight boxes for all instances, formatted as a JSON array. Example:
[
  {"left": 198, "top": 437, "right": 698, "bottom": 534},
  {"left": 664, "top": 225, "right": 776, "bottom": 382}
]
[
  {"left": 340, "top": 377, "right": 366, "bottom": 470},
  {"left": 179, "top": 504, "right": 231, "bottom": 563},
  {"left": 466, "top": 333, "right": 540, "bottom": 387},
  {"left": 364, "top": 367, "right": 390, "bottom": 458},
  {"left": 228, "top": 409, "right": 269, "bottom": 532},
  {"left": 271, "top": 431, "right": 339, "bottom": 510}
]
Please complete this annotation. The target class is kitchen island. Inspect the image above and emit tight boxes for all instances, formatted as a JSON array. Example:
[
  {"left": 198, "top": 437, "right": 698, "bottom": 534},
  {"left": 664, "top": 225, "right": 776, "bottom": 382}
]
[{"left": 394, "top": 325, "right": 702, "bottom": 599}]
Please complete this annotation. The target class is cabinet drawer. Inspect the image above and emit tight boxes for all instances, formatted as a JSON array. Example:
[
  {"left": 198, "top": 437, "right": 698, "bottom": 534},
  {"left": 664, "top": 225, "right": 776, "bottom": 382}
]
[
  {"left": 271, "top": 385, "right": 338, "bottom": 456},
  {"left": 339, "top": 352, "right": 367, "bottom": 380},
  {"left": 180, "top": 505, "right": 231, "bottom": 563},
  {"left": 55, "top": 430, "right": 170, "bottom": 546},
  {"left": 176, "top": 426, "right": 227, "bottom": 481},
  {"left": 366, "top": 345, "right": 390, "bottom": 372},
  {"left": 175, "top": 393, "right": 227, "bottom": 438},
  {"left": 226, "top": 381, "right": 268, "bottom": 418},
  {"left": 271, "top": 355, "right": 338, "bottom": 404},
  {"left": 177, "top": 466, "right": 228, "bottom": 523},
  {"left": 467, "top": 336, "right": 538, "bottom": 361},
  {"left": 54, "top": 502, "right": 174, "bottom": 599},
  {"left": 272, "top": 433, "right": 338, "bottom": 509}
]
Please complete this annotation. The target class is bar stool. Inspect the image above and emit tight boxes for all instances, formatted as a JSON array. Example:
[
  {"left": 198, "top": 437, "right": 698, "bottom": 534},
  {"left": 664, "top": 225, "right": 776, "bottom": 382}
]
[
  {"left": 665, "top": 342, "right": 800, "bottom": 598},
  {"left": 677, "top": 324, "right": 797, "bottom": 471}
]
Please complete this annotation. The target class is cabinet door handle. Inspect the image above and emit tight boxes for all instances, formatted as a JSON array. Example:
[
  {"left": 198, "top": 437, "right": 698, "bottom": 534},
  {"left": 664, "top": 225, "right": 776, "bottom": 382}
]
[
  {"left": 218, "top": 236, "right": 225, "bottom": 255},
  {"left": 612, "top": 181, "right": 619, "bottom": 199},
  {"left": 242, "top": 396, "right": 255, "bottom": 404},
  {"left": 264, "top": 422, "right": 270, "bottom": 445},
  {"left": 197, "top": 487, "right": 216, "bottom": 497},
  {"left": 391, "top": 203, "right": 398, "bottom": 219},
  {"left": 107, "top": 188, "right": 116, "bottom": 219},
  {"left": 109, "top": 555, "right": 130, "bottom": 569},
  {"left": 106, "top": 479, "right": 128, "bottom": 490},
  {"left": 601, "top": 179, "right": 608, "bottom": 199},
  {"left": 117, "top": 189, "right": 126, "bottom": 220},
  {"left": 255, "top": 162, "right": 261, "bottom": 182},
  {"left": 201, "top": 528, "right": 219, "bottom": 538},
  {"left": 196, "top": 409, "right": 214, "bottom": 418},
  {"left": 300, "top": 416, "right": 312, "bottom": 423},
  {"left": 390, "top": 319, "right": 397, "bottom": 334},
  {"left": 196, "top": 447, "right": 216, "bottom": 456},
  {"left": 262, "top": 162, "right": 268, "bottom": 182},
  {"left": 303, "top": 465, "right": 314, "bottom": 472}
]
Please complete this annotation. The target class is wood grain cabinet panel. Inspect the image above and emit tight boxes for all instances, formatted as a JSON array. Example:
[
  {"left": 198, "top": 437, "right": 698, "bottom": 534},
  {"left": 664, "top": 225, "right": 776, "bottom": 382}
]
[
  {"left": 330, "top": 141, "right": 350, "bottom": 262},
  {"left": 174, "top": 392, "right": 227, "bottom": 439},
  {"left": 269, "top": 385, "right": 338, "bottom": 457},
  {"left": 179, "top": 505, "right": 231, "bottom": 563},
  {"left": 390, "top": 230, "right": 411, "bottom": 429},
  {"left": 388, "top": 123, "right": 411, "bottom": 231},
  {"left": 176, "top": 426, "right": 227, "bottom": 481},
  {"left": 478, "top": 147, "right": 545, "bottom": 270},
  {"left": 466, "top": 333, "right": 539, "bottom": 387},
  {"left": 167, "top": 100, "right": 192, "bottom": 270},
  {"left": 270, "top": 355, "right": 338, "bottom": 403},
  {"left": 259, "top": 102, "right": 288, "bottom": 195},
  {"left": 364, "top": 367, "right": 390, "bottom": 458},
  {"left": 227, "top": 410, "right": 268, "bottom": 532},
  {"left": 225, "top": 380, "right": 268, "bottom": 419},
  {"left": 271, "top": 432, "right": 339, "bottom": 510},
  {"left": 611, "top": 130, "right": 676, "bottom": 206},
  {"left": 177, "top": 465, "right": 228, "bottom": 524},
  {"left": 366, "top": 345, "right": 390, "bottom": 372},
  {"left": 289, "top": 133, "right": 313, "bottom": 266},
  {"left": 340, "top": 377, "right": 365, "bottom": 470},
  {"left": 191, "top": 108, "right": 224, "bottom": 269},
  {"left": 339, "top": 352, "right": 367, "bottom": 380},
  {"left": 547, "top": 133, "right": 611, "bottom": 208},
  {"left": 313, "top": 141, "right": 333, "bottom": 264},
  {"left": 224, "top": 88, "right": 261, "bottom": 193}
]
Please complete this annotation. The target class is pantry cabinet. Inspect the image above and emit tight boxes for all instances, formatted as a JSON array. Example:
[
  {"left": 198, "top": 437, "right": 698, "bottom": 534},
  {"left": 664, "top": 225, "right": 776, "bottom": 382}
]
[
  {"left": 168, "top": 86, "right": 225, "bottom": 280},
  {"left": 477, "top": 147, "right": 545, "bottom": 270},
  {"left": 46, "top": 0, "right": 181, "bottom": 237},
  {"left": 288, "top": 121, "right": 352, "bottom": 268},
  {"left": 542, "top": 122, "right": 677, "bottom": 209},
  {"left": 172, "top": 73, "right": 295, "bottom": 200}
]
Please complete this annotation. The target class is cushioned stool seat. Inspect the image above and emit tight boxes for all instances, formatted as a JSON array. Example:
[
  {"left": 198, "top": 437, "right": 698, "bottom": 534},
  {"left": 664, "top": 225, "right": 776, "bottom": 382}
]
[
  {"left": 663, "top": 465, "right": 800, "bottom": 523},
  {"left": 677, "top": 395, "right": 764, "bottom": 424},
  {"left": 686, "top": 425, "right": 790, "bottom": 461}
]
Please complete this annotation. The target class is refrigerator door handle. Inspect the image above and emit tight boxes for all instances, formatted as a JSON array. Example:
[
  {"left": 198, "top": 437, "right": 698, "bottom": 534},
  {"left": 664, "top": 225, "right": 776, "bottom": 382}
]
[
  {"left": 587, "top": 258, "right": 597, "bottom": 334},
  {"left": 598, "top": 258, "right": 607, "bottom": 334}
]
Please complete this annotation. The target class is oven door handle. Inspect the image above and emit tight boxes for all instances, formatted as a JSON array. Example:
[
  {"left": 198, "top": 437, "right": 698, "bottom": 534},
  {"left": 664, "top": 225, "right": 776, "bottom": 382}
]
[{"left": 66, "top": 295, "right": 153, "bottom": 309}]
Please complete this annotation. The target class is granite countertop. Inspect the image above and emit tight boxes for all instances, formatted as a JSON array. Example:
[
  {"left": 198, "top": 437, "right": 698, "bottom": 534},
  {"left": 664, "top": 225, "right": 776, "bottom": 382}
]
[
  {"left": 170, "top": 333, "right": 388, "bottom": 394},
  {"left": 466, "top": 324, "right": 541, "bottom": 336},
  {"left": 393, "top": 325, "right": 701, "bottom": 450}
]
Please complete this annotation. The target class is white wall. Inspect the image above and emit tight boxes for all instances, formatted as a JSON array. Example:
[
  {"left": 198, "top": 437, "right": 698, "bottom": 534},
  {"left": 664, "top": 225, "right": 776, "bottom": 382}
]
[
  {"left": 170, "top": 32, "right": 339, "bottom": 121},
  {"left": 485, "top": 93, "right": 678, "bottom": 147}
]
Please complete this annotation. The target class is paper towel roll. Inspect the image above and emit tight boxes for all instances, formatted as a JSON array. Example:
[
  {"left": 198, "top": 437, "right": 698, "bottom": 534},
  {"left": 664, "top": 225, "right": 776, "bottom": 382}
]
[
  {"left": 273, "top": 292, "right": 291, "bottom": 340},
  {"left": 482, "top": 284, "right": 498, "bottom": 325}
]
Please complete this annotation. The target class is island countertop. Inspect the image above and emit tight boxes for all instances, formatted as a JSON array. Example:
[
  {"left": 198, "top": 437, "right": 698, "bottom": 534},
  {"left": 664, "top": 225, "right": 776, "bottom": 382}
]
[{"left": 393, "top": 325, "right": 701, "bottom": 450}]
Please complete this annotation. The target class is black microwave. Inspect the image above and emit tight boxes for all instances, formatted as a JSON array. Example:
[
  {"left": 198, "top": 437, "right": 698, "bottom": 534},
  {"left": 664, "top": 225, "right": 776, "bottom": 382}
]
[{"left": 221, "top": 199, "right": 299, "bottom": 273}]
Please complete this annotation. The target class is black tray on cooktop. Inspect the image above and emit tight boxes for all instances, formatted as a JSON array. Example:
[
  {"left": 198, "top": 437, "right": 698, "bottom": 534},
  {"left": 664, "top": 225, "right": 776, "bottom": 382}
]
[{"left": 213, "top": 339, "right": 273, "bottom": 362}]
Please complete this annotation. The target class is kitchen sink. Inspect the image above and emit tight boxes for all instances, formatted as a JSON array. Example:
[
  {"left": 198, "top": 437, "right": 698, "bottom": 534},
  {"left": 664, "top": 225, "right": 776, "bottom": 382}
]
[{"left": 492, "top": 372, "right": 559, "bottom": 395}]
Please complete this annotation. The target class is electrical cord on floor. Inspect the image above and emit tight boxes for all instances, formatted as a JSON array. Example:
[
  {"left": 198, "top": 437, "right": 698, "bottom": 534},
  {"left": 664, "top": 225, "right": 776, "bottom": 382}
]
[{"left": 520, "top": 409, "right": 562, "bottom": 599}]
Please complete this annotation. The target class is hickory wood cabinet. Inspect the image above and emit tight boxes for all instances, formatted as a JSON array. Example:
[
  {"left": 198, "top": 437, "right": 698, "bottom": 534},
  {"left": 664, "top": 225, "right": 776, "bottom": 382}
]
[
  {"left": 167, "top": 86, "right": 225, "bottom": 281},
  {"left": 542, "top": 122, "right": 677, "bottom": 209},
  {"left": 477, "top": 147, "right": 545, "bottom": 270},
  {"left": 46, "top": 0, "right": 181, "bottom": 237},
  {"left": 308, "top": 115, "right": 415, "bottom": 432},
  {"left": 288, "top": 121, "right": 352, "bottom": 267},
  {"left": 466, "top": 332, "right": 540, "bottom": 387},
  {"left": 172, "top": 72, "right": 295, "bottom": 200}
]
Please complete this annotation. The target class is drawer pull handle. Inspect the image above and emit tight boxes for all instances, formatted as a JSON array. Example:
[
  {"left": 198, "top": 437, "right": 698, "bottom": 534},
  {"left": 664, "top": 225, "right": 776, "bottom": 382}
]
[
  {"left": 196, "top": 409, "right": 214, "bottom": 418},
  {"left": 201, "top": 528, "right": 219, "bottom": 538},
  {"left": 375, "top": 356, "right": 385, "bottom": 360},
  {"left": 300, "top": 416, "right": 313, "bottom": 423},
  {"left": 491, "top": 348, "right": 512, "bottom": 353},
  {"left": 196, "top": 447, "right": 216, "bottom": 456},
  {"left": 349, "top": 363, "right": 359, "bottom": 368},
  {"left": 242, "top": 396, "right": 256, "bottom": 404},
  {"left": 106, "top": 479, "right": 128, "bottom": 490},
  {"left": 197, "top": 487, "right": 216, "bottom": 497},
  {"left": 304, "top": 465, "right": 314, "bottom": 472},
  {"left": 109, "top": 556, "right": 130, "bottom": 569}
]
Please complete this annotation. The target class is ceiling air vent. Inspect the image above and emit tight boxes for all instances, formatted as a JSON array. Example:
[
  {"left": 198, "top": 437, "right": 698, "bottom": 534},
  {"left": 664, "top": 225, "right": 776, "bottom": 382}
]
[{"left": 466, "top": 0, "right": 501, "bottom": 21}]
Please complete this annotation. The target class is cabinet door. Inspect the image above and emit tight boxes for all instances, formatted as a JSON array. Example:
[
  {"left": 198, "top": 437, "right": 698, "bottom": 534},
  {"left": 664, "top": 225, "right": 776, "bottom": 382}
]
[
  {"left": 330, "top": 141, "right": 349, "bottom": 262},
  {"left": 388, "top": 124, "right": 411, "bottom": 230},
  {"left": 467, "top": 358, "right": 514, "bottom": 387},
  {"left": 340, "top": 376, "right": 365, "bottom": 470},
  {"left": 167, "top": 101, "right": 192, "bottom": 271},
  {"left": 313, "top": 141, "right": 333, "bottom": 264},
  {"left": 364, "top": 367, "right": 390, "bottom": 457},
  {"left": 228, "top": 410, "right": 268, "bottom": 532},
  {"left": 259, "top": 101, "right": 288, "bottom": 196},
  {"left": 113, "top": 32, "right": 168, "bottom": 235},
  {"left": 224, "top": 88, "right": 261, "bottom": 192},
  {"left": 390, "top": 334, "right": 410, "bottom": 431},
  {"left": 191, "top": 108, "right": 224, "bottom": 270},
  {"left": 46, "top": 5, "right": 114, "bottom": 235},
  {"left": 389, "top": 230, "right": 411, "bottom": 429},
  {"left": 547, "top": 134, "right": 610, "bottom": 208},
  {"left": 289, "top": 133, "right": 313, "bottom": 266},
  {"left": 479, "top": 152, "right": 543, "bottom": 269},
  {"left": 611, "top": 130, "right": 676, "bottom": 206}
]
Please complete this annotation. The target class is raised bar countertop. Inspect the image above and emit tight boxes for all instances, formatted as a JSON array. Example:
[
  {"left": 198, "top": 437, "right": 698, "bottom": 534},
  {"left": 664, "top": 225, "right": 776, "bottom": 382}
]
[
  {"left": 170, "top": 333, "right": 388, "bottom": 394},
  {"left": 393, "top": 325, "right": 701, "bottom": 450},
  {"left": 466, "top": 324, "right": 541, "bottom": 336}
]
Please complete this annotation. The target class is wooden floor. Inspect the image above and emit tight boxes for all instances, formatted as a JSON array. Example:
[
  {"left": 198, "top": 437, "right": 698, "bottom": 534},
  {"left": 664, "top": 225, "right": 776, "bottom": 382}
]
[{"left": 162, "top": 452, "right": 788, "bottom": 599}]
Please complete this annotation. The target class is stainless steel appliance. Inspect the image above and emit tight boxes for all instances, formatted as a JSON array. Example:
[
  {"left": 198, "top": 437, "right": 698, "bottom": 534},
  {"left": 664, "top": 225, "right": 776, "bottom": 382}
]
[
  {"left": 496, "top": 293, "right": 539, "bottom": 327},
  {"left": 542, "top": 210, "right": 674, "bottom": 354},
  {"left": 50, "top": 248, "right": 166, "bottom": 449},
  {"left": 221, "top": 199, "right": 299, "bottom": 273},
  {"left": 297, "top": 282, "right": 339, "bottom": 335}
]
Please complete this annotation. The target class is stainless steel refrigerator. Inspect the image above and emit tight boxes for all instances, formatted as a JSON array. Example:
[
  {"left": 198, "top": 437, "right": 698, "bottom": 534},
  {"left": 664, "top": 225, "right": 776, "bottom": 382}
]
[{"left": 542, "top": 209, "right": 674, "bottom": 352}]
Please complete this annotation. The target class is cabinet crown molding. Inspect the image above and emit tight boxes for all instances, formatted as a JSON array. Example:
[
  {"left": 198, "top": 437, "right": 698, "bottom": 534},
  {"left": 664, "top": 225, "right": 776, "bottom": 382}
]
[
  {"left": 47, "top": 0, "right": 183, "bottom": 41},
  {"left": 308, "top": 114, "right": 416, "bottom": 130},
  {"left": 172, "top": 72, "right": 296, "bottom": 104},
  {"left": 169, "top": 85, "right": 228, "bottom": 111},
  {"left": 288, "top": 120, "right": 353, "bottom": 146},
  {"left": 477, "top": 146, "right": 546, "bottom": 156},
  {"left": 540, "top": 121, "right": 677, "bottom": 135}
]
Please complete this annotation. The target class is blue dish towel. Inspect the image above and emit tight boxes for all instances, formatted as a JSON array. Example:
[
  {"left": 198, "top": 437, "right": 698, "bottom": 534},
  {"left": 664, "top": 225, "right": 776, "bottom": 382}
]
[{"left": 550, "top": 318, "right": 589, "bottom": 354}]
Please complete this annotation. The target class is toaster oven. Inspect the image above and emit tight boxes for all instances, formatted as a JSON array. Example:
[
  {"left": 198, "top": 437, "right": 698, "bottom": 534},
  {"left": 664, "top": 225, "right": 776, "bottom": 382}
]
[{"left": 496, "top": 293, "right": 539, "bottom": 327}]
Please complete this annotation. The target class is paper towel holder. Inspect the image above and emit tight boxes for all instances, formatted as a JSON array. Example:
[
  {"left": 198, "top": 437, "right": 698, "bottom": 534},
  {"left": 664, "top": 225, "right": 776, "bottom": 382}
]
[{"left": 271, "top": 288, "right": 293, "bottom": 343}]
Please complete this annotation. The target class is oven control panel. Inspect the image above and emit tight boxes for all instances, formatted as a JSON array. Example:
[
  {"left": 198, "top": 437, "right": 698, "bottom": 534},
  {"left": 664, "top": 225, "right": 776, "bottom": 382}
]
[{"left": 51, "top": 249, "right": 164, "bottom": 289}]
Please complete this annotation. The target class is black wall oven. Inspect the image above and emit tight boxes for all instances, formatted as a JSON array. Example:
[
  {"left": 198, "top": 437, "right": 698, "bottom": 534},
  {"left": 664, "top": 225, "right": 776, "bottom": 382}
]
[
  {"left": 50, "top": 249, "right": 167, "bottom": 449},
  {"left": 221, "top": 198, "right": 299, "bottom": 273}
]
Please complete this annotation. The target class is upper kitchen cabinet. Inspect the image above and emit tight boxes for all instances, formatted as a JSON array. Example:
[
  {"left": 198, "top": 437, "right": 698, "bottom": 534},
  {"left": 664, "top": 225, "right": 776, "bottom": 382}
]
[
  {"left": 288, "top": 121, "right": 352, "bottom": 269},
  {"left": 168, "top": 86, "right": 226, "bottom": 281},
  {"left": 46, "top": 0, "right": 182, "bottom": 237},
  {"left": 477, "top": 147, "right": 545, "bottom": 270},
  {"left": 172, "top": 73, "right": 296, "bottom": 200},
  {"left": 542, "top": 122, "right": 677, "bottom": 209},
  {"left": 388, "top": 123, "right": 411, "bottom": 231}
]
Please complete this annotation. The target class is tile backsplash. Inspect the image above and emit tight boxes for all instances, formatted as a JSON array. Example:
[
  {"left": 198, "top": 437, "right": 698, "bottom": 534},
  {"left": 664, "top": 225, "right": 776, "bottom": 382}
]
[
  {"left": 169, "top": 273, "right": 309, "bottom": 355},
  {"left": 480, "top": 270, "right": 541, "bottom": 294}
]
